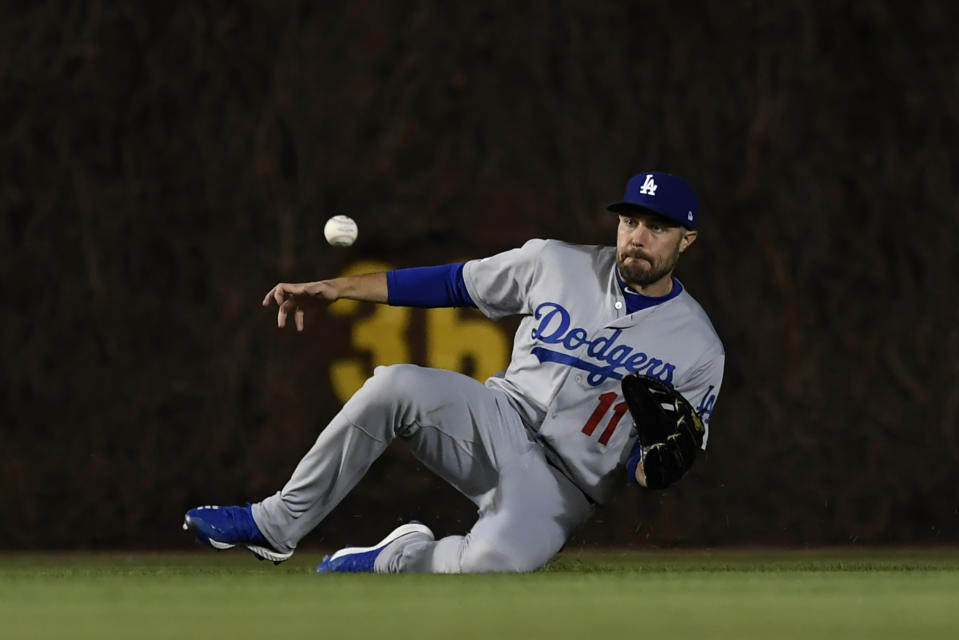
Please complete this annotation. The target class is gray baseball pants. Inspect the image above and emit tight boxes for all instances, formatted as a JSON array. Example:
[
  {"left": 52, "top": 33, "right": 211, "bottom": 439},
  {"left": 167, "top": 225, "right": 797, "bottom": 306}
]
[{"left": 252, "top": 364, "right": 593, "bottom": 573}]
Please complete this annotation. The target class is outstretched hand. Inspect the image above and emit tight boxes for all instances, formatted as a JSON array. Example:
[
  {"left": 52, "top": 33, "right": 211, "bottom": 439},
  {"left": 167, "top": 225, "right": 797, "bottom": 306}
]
[{"left": 261, "top": 281, "right": 338, "bottom": 331}]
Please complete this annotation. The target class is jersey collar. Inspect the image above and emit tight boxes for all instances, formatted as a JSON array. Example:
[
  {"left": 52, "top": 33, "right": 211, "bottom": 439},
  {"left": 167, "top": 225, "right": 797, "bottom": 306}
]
[{"left": 615, "top": 267, "right": 684, "bottom": 313}]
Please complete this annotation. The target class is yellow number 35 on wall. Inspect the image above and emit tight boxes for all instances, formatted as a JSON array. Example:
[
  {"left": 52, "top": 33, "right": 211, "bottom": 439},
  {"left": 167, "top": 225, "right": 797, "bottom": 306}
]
[{"left": 327, "top": 260, "right": 510, "bottom": 403}]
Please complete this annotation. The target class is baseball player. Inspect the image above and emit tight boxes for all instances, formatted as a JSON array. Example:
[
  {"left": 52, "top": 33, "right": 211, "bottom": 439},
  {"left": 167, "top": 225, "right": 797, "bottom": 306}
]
[{"left": 184, "top": 171, "right": 725, "bottom": 573}]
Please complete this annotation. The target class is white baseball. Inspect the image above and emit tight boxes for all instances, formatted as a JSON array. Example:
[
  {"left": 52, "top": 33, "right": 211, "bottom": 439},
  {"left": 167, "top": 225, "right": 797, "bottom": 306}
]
[{"left": 324, "top": 215, "right": 358, "bottom": 247}]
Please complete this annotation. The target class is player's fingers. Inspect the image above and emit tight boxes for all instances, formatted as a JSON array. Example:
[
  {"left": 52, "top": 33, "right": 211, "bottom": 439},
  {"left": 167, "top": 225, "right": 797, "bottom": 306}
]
[
  {"left": 262, "top": 285, "right": 278, "bottom": 306},
  {"left": 273, "top": 286, "right": 288, "bottom": 307},
  {"left": 277, "top": 298, "right": 296, "bottom": 328},
  {"left": 295, "top": 309, "right": 305, "bottom": 332}
]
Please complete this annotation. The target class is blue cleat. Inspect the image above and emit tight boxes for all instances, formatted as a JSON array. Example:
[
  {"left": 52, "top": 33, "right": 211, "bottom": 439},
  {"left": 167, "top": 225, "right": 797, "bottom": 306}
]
[
  {"left": 183, "top": 504, "right": 293, "bottom": 564},
  {"left": 316, "top": 522, "right": 434, "bottom": 573}
]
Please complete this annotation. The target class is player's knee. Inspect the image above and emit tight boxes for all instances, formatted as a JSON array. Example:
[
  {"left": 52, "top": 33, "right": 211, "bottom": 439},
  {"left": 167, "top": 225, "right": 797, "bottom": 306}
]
[
  {"left": 365, "top": 364, "right": 424, "bottom": 398},
  {"left": 351, "top": 365, "right": 419, "bottom": 410},
  {"left": 459, "top": 538, "right": 542, "bottom": 574},
  {"left": 347, "top": 365, "right": 429, "bottom": 436}
]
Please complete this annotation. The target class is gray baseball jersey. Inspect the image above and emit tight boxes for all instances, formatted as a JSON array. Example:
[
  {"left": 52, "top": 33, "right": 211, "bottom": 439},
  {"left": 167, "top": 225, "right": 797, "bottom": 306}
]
[{"left": 463, "top": 238, "right": 724, "bottom": 504}]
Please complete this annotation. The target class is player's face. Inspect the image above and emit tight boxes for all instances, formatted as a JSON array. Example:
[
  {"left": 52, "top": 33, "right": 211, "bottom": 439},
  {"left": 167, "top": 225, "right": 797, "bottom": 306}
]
[{"left": 616, "top": 213, "right": 697, "bottom": 293}]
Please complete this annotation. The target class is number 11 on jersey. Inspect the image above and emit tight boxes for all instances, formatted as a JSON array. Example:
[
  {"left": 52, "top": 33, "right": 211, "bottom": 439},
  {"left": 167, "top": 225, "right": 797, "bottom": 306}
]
[{"left": 581, "top": 392, "right": 628, "bottom": 445}]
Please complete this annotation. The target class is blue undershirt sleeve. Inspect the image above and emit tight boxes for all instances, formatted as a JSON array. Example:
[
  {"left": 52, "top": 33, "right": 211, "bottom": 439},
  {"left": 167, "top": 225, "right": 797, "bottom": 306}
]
[{"left": 386, "top": 263, "right": 477, "bottom": 308}]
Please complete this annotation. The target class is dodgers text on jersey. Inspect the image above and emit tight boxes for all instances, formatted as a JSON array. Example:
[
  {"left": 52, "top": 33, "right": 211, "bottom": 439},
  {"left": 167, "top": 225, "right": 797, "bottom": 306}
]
[{"left": 529, "top": 302, "right": 676, "bottom": 386}]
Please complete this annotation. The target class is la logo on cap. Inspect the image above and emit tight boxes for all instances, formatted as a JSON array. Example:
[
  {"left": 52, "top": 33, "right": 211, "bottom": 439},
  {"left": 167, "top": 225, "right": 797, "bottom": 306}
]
[
  {"left": 606, "top": 171, "right": 699, "bottom": 230},
  {"left": 639, "top": 174, "right": 657, "bottom": 196}
]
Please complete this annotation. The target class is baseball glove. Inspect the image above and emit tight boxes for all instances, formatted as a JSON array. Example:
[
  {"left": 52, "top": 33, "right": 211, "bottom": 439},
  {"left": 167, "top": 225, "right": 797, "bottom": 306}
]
[{"left": 621, "top": 373, "right": 705, "bottom": 490}]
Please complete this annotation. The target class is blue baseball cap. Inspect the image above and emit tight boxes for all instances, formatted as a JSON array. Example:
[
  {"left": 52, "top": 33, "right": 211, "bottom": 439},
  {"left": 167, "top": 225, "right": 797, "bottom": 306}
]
[{"left": 607, "top": 171, "right": 699, "bottom": 230}]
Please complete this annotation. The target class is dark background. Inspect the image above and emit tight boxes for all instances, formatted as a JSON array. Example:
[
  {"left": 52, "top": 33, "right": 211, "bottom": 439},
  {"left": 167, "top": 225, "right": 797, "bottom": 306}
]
[{"left": 2, "top": 0, "right": 957, "bottom": 550}]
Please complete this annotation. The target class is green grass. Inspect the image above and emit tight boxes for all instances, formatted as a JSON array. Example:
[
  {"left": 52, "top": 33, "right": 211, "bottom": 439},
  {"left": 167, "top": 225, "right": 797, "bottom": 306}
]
[{"left": 2, "top": 549, "right": 959, "bottom": 639}]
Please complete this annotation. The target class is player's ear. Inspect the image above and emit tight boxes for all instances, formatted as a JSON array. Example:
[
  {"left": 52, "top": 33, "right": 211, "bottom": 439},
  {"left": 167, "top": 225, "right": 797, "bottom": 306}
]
[{"left": 679, "top": 230, "right": 697, "bottom": 253}]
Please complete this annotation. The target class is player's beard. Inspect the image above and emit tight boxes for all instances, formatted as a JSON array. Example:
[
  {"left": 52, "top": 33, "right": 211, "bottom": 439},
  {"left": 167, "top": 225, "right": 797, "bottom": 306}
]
[{"left": 617, "top": 243, "right": 682, "bottom": 288}]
